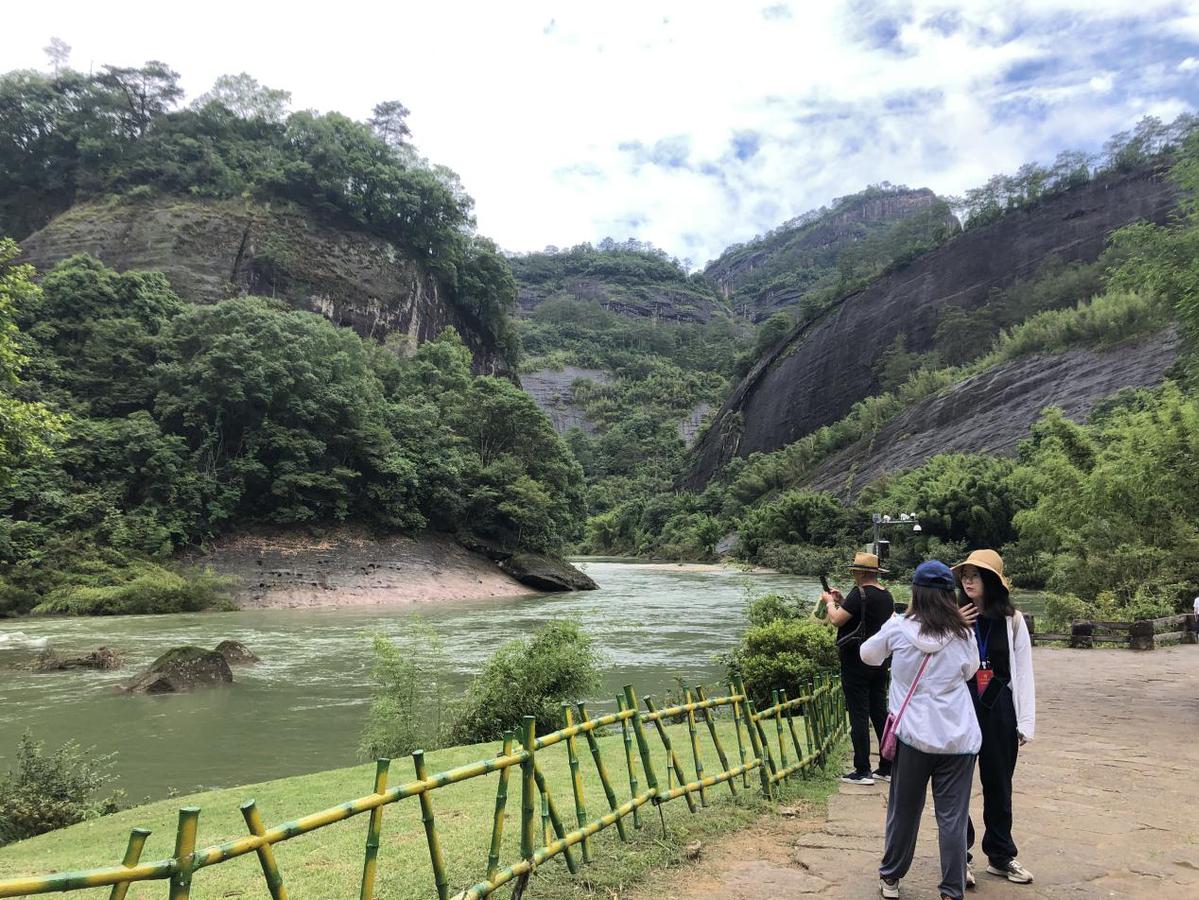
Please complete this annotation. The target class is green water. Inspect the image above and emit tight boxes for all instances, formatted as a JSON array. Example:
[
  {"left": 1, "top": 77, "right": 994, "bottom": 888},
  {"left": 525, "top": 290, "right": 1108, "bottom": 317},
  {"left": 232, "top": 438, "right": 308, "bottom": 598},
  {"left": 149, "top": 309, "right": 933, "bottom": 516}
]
[{"left": 0, "top": 561, "right": 822, "bottom": 800}]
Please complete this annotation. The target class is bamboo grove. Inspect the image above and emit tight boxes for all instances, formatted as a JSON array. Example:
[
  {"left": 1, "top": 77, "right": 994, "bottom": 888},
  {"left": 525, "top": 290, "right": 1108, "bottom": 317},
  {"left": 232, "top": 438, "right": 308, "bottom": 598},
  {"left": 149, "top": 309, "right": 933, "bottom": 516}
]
[{"left": 0, "top": 675, "right": 846, "bottom": 899}]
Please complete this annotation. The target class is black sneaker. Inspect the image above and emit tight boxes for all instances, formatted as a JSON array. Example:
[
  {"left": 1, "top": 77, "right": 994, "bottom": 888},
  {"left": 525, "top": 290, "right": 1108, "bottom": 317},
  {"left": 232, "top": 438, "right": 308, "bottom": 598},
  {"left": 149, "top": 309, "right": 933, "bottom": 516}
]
[
  {"left": 840, "top": 771, "right": 875, "bottom": 785},
  {"left": 873, "top": 769, "right": 892, "bottom": 783}
]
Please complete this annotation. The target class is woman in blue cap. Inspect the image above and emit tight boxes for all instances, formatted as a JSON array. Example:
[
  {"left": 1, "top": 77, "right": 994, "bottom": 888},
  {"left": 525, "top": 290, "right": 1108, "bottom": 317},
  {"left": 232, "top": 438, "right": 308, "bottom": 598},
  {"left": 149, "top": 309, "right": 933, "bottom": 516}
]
[{"left": 860, "top": 560, "right": 980, "bottom": 900}]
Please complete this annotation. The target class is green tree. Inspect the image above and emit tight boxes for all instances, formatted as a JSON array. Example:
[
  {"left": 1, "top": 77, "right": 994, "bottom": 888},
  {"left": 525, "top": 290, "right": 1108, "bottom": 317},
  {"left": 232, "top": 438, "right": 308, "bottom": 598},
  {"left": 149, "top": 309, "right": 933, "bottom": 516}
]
[{"left": 192, "top": 73, "right": 291, "bottom": 122}]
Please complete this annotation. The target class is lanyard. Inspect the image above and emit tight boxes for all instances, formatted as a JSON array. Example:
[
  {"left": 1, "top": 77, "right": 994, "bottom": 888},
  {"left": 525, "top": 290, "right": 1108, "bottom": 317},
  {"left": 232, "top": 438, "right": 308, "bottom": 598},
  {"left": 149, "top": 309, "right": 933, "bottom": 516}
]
[{"left": 975, "top": 618, "right": 993, "bottom": 666}]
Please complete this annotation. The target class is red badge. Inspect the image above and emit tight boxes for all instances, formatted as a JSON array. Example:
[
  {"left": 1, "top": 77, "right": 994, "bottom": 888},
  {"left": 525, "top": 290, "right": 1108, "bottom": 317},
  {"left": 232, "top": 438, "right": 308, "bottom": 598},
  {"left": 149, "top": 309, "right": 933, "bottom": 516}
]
[{"left": 976, "top": 667, "right": 993, "bottom": 696}]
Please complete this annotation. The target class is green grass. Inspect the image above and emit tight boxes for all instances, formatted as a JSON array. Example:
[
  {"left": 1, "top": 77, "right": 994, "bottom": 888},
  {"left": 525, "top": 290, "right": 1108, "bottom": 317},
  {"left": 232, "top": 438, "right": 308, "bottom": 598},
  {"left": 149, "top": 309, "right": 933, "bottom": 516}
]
[{"left": 0, "top": 718, "right": 844, "bottom": 900}]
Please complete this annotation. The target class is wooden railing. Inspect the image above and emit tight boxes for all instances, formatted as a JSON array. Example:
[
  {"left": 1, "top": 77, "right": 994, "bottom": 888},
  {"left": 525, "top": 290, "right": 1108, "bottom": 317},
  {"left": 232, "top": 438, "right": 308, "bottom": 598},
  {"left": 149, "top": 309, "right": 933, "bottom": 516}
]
[
  {"left": 1027, "top": 613, "right": 1199, "bottom": 649},
  {"left": 0, "top": 674, "right": 846, "bottom": 899}
]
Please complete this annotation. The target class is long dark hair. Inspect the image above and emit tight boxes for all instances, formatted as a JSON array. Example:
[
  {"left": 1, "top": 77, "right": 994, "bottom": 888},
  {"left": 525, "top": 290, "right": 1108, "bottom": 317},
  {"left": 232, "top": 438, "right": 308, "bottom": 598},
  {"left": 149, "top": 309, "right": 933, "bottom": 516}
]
[
  {"left": 957, "top": 569, "right": 1015, "bottom": 617},
  {"left": 908, "top": 585, "right": 970, "bottom": 639}
]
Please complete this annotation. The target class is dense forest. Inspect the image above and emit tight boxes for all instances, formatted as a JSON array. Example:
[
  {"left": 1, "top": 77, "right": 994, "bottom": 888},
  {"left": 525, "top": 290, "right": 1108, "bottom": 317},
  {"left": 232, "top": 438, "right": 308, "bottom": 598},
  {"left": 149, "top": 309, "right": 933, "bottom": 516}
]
[{"left": 0, "top": 59, "right": 579, "bottom": 616}]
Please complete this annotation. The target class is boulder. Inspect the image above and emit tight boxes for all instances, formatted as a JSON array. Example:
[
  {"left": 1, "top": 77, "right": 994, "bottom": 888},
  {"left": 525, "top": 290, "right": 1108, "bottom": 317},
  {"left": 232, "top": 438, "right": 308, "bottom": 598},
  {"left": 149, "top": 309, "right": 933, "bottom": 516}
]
[
  {"left": 124, "top": 646, "right": 233, "bottom": 694},
  {"left": 499, "top": 554, "right": 598, "bottom": 592},
  {"left": 214, "top": 640, "right": 260, "bottom": 665},
  {"left": 35, "top": 647, "right": 122, "bottom": 671}
]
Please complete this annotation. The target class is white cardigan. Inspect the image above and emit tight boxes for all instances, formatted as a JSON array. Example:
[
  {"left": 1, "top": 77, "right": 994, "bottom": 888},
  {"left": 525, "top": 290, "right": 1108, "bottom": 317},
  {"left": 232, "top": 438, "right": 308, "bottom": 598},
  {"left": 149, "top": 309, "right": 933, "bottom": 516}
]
[{"left": 1007, "top": 610, "right": 1036, "bottom": 741}]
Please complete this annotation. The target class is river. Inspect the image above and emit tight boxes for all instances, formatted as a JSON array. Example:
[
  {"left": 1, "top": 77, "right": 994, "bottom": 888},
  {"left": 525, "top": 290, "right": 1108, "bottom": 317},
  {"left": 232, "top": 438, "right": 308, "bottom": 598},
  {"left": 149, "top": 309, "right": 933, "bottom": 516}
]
[{"left": 0, "top": 561, "right": 823, "bottom": 800}]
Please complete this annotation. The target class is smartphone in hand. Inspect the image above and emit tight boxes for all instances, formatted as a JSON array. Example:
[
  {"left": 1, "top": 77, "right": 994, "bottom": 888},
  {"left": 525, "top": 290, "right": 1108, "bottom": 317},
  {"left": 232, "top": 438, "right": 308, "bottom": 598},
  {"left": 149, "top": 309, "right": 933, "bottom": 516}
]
[{"left": 819, "top": 573, "right": 831, "bottom": 593}]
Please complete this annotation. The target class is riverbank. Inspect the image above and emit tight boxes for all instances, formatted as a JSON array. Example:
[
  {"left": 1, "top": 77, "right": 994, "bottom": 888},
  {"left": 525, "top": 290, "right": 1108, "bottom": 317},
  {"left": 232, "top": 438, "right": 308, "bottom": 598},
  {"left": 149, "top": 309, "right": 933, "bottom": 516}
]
[
  {"left": 192, "top": 529, "right": 539, "bottom": 608},
  {"left": 628, "top": 644, "right": 1199, "bottom": 899},
  {"left": 0, "top": 719, "right": 842, "bottom": 900}
]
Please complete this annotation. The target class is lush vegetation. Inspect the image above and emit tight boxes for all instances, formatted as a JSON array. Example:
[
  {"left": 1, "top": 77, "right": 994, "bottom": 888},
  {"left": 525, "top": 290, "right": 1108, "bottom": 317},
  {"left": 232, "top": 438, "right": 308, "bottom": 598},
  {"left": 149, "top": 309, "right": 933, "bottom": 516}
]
[
  {"left": 724, "top": 593, "right": 839, "bottom": 706},
  {"left": 0, "top": 253, "right": 582, "bottom": 616},
  {"left": 0, "top": 58, "right": 518, "bottom": 360},
  {"left": 361, "top": 620, "right": 603, "bottom": 756},
  {"left": 0, "top": 732, "right": 123, "bottom": 846}
]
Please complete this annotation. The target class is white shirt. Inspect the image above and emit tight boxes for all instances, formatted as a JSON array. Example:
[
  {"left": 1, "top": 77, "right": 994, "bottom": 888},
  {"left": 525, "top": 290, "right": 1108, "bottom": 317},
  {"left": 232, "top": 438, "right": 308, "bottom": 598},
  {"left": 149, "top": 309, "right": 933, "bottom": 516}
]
[
  {"left": 1193, "top": 595, "right": 1199, "bottom": 616},
  {"left": 861, "top": 615, "right": 981, "bottom": 755}
]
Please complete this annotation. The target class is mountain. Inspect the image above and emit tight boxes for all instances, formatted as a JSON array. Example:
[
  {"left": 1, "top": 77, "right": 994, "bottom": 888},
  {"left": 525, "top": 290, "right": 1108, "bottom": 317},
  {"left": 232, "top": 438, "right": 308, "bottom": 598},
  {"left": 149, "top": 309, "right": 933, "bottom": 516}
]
[
  {"left": 704, "top": 186, "right": 958, "bottom": 321},
  {"left": 684, "top": 165, "right": 1180, "bottom": 488},
  {"left": 17, "top": 197, "right": 511, "bottom": 374}
]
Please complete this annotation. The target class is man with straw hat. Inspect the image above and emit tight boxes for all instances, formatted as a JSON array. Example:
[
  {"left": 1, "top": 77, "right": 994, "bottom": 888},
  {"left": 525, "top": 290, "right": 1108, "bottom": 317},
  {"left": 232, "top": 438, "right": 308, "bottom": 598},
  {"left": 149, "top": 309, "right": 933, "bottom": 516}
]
[{"left": 822, "top": 551, "right": 896, "bottom": 785}]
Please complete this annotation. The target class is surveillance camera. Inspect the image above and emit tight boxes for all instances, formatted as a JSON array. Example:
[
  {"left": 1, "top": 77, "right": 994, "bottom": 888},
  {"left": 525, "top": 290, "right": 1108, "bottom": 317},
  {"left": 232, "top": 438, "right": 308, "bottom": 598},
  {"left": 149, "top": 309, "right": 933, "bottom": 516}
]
[{"left": 912, "top": 523, "right": 922, "bottom": 533}]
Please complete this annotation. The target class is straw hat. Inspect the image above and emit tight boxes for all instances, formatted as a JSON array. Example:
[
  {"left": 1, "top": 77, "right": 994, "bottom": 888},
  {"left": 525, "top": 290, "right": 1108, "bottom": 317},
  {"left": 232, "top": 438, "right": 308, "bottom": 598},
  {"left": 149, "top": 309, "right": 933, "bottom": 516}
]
[
  {"left": 848, "top": 552, "right": 889, "bottom": 575},
  {"left": 951, "top": 549, "right": 1011, "bottom": 590}
]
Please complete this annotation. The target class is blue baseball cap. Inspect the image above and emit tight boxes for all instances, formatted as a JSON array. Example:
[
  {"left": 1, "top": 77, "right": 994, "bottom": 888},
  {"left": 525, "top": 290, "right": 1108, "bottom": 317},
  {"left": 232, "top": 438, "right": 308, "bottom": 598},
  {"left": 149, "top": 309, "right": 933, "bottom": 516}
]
[{"left": 912, "top": 560, "right": 955, "bottom": 590}]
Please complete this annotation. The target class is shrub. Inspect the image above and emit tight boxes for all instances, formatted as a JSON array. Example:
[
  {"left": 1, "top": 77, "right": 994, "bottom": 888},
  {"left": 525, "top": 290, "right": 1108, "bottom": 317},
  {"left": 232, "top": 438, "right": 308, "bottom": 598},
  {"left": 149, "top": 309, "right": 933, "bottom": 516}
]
[
  {"left": 32, "top": 560, "right": 236, "bottom": 615},
  {"left": 726, "top": 617, "right": 838, "bottom": 707},
  {"left": 745, "top": 592, "right": 806, "bottom": 627},
  {"left": 1042, "top": 592, "right": 1089, "bottom": 630},
  {"left": 359, "top": 625, "right": 448, "bottom": 759},
  {"left": 0, "top": 732, "right": 124, "bottom": 846},
  {"left": 447, "top": 621, "right": 603, "bottom": 744}
]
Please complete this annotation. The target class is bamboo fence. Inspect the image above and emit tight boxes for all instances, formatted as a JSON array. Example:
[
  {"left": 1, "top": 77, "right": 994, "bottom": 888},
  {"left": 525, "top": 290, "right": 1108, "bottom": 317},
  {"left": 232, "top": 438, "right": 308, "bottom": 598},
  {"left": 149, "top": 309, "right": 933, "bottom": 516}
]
[{"left": 0, "top": 674, "right": 846, "bottom": 900}]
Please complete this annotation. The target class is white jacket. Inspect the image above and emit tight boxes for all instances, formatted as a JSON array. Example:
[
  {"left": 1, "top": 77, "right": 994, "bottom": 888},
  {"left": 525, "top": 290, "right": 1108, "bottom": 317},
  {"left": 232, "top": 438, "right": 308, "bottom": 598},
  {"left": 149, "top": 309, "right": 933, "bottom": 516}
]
[
  {"left": 1006, "top": 610, "right": 1036, "bottom": 742},
  {"left": 861, "top": 616, "right": 981, "bottom": 755}
]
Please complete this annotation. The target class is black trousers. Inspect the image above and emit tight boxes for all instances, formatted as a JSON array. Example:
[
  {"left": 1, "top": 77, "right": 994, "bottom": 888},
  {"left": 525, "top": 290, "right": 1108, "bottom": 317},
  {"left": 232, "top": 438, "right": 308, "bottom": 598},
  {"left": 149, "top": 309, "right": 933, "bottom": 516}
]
[
  {"left": 840, "top": 661, "right": 890, "bottom": 774},
  {"left": 967, "top": 686, "right": 1020, "bottom": 866}
]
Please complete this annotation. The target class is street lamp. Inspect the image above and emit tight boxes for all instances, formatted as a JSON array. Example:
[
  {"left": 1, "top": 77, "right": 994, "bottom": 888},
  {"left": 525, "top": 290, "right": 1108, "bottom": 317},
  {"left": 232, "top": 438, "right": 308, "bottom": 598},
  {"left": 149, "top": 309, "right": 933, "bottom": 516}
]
[{"left": 871, "top": 512, "right": 921, "bottom": 561}]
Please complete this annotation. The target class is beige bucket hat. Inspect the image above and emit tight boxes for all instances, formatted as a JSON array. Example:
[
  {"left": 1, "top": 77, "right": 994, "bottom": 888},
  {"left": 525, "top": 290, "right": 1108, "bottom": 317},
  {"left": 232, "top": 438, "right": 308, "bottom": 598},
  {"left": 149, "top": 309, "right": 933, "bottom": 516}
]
[{"left": 951, "top": 549, "right": 1011, "bottom": 590}]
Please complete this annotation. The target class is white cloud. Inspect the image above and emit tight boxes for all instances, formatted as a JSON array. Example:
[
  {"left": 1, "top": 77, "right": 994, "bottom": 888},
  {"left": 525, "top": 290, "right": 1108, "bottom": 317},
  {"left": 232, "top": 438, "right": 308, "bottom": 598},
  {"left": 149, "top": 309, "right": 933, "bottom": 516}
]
[{"left": 7, "top": 0, "right": 1199, "bottom": 266}]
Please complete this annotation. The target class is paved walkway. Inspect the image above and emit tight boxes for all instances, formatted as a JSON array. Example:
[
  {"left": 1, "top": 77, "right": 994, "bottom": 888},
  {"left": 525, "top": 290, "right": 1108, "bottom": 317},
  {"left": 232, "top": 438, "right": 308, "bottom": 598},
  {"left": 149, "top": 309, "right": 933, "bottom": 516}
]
[{"left": 633, "top": 645, "right": 1199, "bottom": 899}]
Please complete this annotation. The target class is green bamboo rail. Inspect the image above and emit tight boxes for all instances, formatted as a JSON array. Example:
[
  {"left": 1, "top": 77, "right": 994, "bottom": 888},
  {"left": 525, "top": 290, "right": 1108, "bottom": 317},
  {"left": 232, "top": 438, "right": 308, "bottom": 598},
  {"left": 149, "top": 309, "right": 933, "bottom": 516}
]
[{"left": 0, "top": 676, "right": 846, "bottom": 900}]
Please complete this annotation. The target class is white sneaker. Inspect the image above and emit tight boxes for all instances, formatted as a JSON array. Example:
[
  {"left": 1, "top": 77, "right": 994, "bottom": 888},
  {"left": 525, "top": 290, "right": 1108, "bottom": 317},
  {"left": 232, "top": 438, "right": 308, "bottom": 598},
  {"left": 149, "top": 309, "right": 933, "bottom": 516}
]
[
  {"left": 987, "top": 859, "right": 1034, "bottom": 884},
  {"left": 966, "top": 861, "right": 976, "bottom": 889},
  {"left": 880, "top": 877, "right": 900, "bottom": 898}
]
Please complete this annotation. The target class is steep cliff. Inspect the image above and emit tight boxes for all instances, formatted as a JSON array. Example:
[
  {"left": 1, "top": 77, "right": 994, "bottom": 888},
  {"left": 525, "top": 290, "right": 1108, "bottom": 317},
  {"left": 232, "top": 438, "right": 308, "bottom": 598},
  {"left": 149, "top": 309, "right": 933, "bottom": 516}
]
[
  {"left": 804, "top": 328, "right": 1181, "bottom": 497},
  {"left": 684, "top": 167, "right": 1180, "bottom": 488},
  {"left": 18, "top": 197, "right": 509, "bottom": 373},
  {"left": 704, "top": 187, "right": 956, "bottom": 320}
]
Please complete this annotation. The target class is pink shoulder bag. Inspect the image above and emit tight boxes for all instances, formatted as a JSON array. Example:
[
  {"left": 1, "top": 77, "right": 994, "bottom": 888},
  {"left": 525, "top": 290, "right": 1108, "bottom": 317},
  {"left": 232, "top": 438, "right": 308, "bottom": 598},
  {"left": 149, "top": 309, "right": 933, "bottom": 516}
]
[{"left": 880, "top": 653, "right": 931, "bottom": 762}]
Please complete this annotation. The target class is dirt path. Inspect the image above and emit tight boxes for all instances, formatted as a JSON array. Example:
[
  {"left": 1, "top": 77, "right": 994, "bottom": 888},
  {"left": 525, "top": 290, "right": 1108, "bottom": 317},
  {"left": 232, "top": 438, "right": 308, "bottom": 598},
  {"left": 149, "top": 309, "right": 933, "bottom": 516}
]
[{"left": 632, "top": 645, "right": 1199, "bottom": 899}]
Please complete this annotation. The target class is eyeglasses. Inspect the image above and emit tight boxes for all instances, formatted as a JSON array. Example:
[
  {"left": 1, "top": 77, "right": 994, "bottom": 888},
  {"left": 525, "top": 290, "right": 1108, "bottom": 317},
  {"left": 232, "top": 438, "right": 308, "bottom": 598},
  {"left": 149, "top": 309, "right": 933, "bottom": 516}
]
[{"left": 959, "top": 571, "right": 981, "bottom": 582}]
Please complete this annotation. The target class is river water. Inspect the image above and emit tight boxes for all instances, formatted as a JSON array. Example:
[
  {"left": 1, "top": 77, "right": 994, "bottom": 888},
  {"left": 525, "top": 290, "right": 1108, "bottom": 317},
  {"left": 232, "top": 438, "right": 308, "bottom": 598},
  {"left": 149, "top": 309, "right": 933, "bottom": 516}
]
[{"left": 0, "top": 561, "right": 822, "bottom": 800}]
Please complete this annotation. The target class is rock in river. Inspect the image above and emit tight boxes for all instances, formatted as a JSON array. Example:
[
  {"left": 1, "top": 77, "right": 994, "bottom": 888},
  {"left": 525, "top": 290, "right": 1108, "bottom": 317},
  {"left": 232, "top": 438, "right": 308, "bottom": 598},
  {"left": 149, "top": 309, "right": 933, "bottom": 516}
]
[
  {"left": 124, "top": 646, "right": 233, "bottom": 694},
  {"left": 36, "top": 646, "right": 123, "bottom": 671},
  {"left": 214, "top": 640, "right": 260, "bottom": 664},
  {"left": 499, "top": 554, "right": 598, "bottom": 592}
]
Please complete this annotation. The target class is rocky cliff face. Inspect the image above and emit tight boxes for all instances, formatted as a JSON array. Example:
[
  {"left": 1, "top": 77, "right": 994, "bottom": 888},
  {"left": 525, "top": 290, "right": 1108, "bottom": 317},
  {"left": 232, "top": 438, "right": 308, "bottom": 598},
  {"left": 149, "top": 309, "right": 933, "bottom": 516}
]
[
  {"left": 684, "top": 168, "right": 1180, "bottom": 488},
  {"left": 17, "top": 197, "right": 508, "bottom": 373},
  {"left": 516, "top": 278, "right": 726, "bottom": 323},
  {"left": 804, "top": 328, "right": 1180, "bottom": 497},
  {"left": 704, "top": 188, "right": 954, "bottom": 319},
  {"left": 521, "top": 366, "right": 610, "bottom": 433}
]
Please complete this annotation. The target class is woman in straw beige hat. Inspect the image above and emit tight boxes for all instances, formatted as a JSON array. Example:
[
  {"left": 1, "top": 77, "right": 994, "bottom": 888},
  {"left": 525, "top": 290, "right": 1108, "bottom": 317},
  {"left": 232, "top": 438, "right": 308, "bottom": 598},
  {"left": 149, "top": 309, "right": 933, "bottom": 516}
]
[{"left": 952, "top": 549, "right": 1036, "bottom": 888}]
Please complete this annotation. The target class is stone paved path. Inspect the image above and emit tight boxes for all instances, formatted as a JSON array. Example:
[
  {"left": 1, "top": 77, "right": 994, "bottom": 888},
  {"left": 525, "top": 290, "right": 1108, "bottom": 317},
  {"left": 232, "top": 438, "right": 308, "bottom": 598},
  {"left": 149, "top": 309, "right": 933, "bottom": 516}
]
[{"left": 632, "top": 645, "right": 1199, "bottom": 899}]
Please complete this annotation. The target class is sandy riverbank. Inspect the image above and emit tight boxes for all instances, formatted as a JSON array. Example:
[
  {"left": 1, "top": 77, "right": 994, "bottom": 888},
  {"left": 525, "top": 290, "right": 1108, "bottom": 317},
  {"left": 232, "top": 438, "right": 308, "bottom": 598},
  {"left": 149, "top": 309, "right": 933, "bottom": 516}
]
[{"left": 192, "top": 529, "right": 540, "bottom": 608}]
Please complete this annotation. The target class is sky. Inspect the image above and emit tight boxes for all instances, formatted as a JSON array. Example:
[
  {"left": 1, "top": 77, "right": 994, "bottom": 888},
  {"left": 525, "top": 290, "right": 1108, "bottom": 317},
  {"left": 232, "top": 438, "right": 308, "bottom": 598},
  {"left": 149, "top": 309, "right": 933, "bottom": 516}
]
[{"left": 7, "top": 1, "right": 1199, "bottom": 267}]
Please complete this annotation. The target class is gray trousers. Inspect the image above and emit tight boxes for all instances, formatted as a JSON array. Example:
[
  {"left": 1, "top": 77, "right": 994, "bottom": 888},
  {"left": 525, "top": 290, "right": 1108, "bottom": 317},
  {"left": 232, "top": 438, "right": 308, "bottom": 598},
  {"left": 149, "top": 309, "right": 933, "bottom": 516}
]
[{"left": 880, "top": 741, "right": 976, "bottom": 900}]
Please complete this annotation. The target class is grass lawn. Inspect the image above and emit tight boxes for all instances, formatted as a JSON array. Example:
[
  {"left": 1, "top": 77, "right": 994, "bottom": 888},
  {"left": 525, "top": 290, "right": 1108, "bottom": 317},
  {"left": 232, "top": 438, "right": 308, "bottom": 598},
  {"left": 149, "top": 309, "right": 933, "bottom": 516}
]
[{"left": 0, "top": 717, "right": 844, "bottom": 899}]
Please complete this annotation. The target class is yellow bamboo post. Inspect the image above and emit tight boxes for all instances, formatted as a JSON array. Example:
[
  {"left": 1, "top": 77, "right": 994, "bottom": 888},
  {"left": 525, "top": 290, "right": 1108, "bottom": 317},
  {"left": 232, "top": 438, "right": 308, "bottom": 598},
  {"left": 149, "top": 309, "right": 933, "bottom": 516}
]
[
  {"left": 520, "top": 715, "right": 537, "bottom": 862},
  {"left": 781, "top": 690, "right": 804, "bottom": 763},
  {"left": 359, "top": 758, "right": 390, "bottom": 900},
  {"left": 616, "top": 695, "right": 643, "bottom": 829},
  {"left": 540, "top": 787, "right": 550, "bottom": 847},
  {"left": 735, "top": 676, "right": 773, "bottom": 799},
  {"left": 486, "top": 732, "right": 514, "bottom": 880},
  {"left": 562, "top": 706, "right": 591, "bottom": 863},
  {"left": 168, "top": 807, "right": 200, "bottom": 900},
  {"left": 577, "top": 701, "right": 630, "bottom": 841},
  {"left": 643, "top": 696, "right": 698, "bottom": 813},
  {"left": 808, "top": 677, "right": 825, "bottom": 760},
  {"left": 413, "top": 751, "right": 450, "bottom": 900},
  {"left": 682, "top": 686, "right": 709, "bottom": 807},
  {"left": 801, "top": 694, "right": 816, "bottom": 769},
  {"left": 241, "top": 801, "right": 287, "bottom": 900},
  {"left": 531, "top": 764, "right": 580, "bottom": 874},
  {"left": 622, "top": 685, "right": 660, "bottom": 796},
  {"left": 107, "top": 828, "right": 151, "bottom": 900},
  {"left": 695, "top": 685, "right": 736, "bottom": 796},
  {"left": 771, "top": 689, "right": 789, "bottom": 779},
  {"left": 729, "top": 681, "right": 749, "bottom": 788}
]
